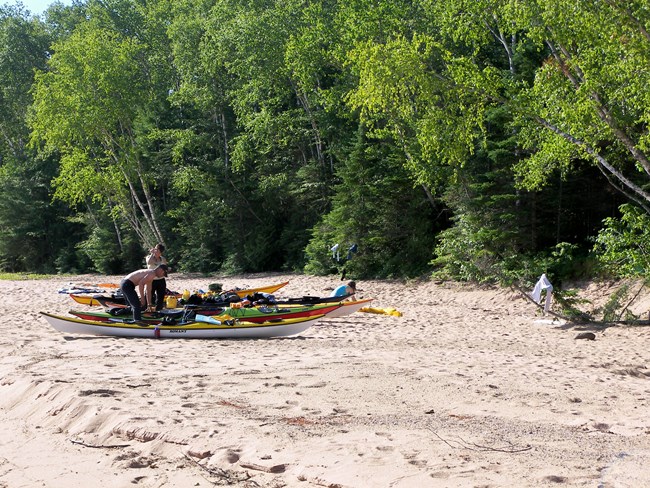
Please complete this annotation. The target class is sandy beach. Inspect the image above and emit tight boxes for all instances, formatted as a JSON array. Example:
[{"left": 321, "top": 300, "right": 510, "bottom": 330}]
[{"left": 1, "top": 273, "right": 649, "bottom": 487}]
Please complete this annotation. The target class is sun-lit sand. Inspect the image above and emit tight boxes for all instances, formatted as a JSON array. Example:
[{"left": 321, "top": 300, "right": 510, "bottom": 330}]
[{"left": 1, "top": 273, "right": 649, "bottom": 487}]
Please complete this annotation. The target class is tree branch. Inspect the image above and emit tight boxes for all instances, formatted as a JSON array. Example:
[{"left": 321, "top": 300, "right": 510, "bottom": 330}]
[
  {"left": 533, "top": 116, "right": 650, "bottom": 205},
  {"left": 429, "top": 429, "right": 532, "bottom": 453}
]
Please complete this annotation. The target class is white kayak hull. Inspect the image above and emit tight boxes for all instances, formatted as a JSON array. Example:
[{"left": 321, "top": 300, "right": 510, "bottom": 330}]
[
  {"left": 41, "top": 312, "right": 322, "bottom": 339},
  {"left": 324, "top": 298, "right": 373, "bottom": 318}
]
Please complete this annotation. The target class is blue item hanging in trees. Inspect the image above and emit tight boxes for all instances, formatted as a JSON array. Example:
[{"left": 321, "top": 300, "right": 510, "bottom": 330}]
[{"left": 347, "top": 243, "right": 358, "bottom": 260}]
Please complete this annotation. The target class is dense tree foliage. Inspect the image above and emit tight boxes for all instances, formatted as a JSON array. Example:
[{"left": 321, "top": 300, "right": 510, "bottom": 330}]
[
  {"left": 0, "top": 0, "right": 647, "bottom": 283},
  {"left": 0, "top": 4, "right": 86, "bottom": 272}
]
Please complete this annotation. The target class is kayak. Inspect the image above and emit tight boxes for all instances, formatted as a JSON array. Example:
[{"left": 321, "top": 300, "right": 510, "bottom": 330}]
[
  {"left": 69, "top": 281, "right": 290, "bottom": 307},
  {"left": 69, "top": 293, "right": 115, "bottom": 307},
  {"left": 69, "top": 301, "right": 343, "bottom": 324},
  {"left": 275, "top": 294, "right": 354, "bottom": 305},
  {"left": 86, "top": 292, "right": 354, "bottom": 311},
  {"left": 41, "top": 312, "right": 323, "bottom": 339},
  {"left": 322, "top": 298, "right": 374, "bottom": 318},
  {"left": 230, "top": 281, "right": 289, "bottom": 298}
]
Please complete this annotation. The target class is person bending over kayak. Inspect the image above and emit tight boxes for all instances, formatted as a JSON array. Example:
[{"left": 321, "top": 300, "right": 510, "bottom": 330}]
[
  {"left": 120, "top": 264, "right": 169, "bottom": 321},
  {"left": 330, "top": 281, "right": 356, "bottom": 301}
]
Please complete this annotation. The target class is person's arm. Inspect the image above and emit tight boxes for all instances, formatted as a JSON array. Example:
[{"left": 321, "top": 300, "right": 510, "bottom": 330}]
[
  {"left": 346, "top": 286, "right": 356, "bottom": 301},
  {"left": 138, "top": 281, "right": 146, "bottom": 307},
  {"left": 144, "top": 275, "right": 154, "bottom": 310}
]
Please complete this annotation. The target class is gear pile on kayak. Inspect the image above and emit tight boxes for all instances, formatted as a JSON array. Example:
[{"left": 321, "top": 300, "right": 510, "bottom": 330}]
[{"left": 46, "top": 280, "right": 373, "bottom": 339}]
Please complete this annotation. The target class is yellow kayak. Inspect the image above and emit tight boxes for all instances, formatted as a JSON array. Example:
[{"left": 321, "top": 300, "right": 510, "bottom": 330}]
[{"left": 69, "top": 281, "right": 290, "bottom": 307}]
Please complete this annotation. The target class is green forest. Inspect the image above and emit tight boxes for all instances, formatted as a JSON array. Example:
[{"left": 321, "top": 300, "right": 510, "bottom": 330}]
[{"left": 1, "top": 0, "right": 649, "bottom": 287}]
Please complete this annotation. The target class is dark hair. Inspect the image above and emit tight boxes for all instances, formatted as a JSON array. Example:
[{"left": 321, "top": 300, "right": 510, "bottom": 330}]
[
  {"left": 155, "top": 243, "right": 165, "bottom": 252},
  {"left": 347, "top": 281, "right": 356, "bottom": 290},
  {"left": 157, "top": 264, "right": 169, "bottom": 276}
]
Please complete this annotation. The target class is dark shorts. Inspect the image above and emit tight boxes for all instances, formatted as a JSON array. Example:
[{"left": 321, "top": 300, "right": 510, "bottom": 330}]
[{"left": 120, "top": 278, "right": 142, "bottom": 320}]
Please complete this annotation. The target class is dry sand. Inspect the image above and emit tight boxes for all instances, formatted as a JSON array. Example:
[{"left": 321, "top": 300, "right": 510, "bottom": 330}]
[{"left": 0, "top": 273, "right": 649, "bottom": 487}]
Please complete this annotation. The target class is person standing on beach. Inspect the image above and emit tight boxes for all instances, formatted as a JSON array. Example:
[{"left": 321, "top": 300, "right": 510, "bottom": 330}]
[
  {"left": 146, "top": 243, "right": 168, "bottom": 311},
  {"left": 120, "top": 265, "right": 168, "bottom": 321},
  {"left": 330, "top": 281, "right": 356, "bottom": 301}
]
